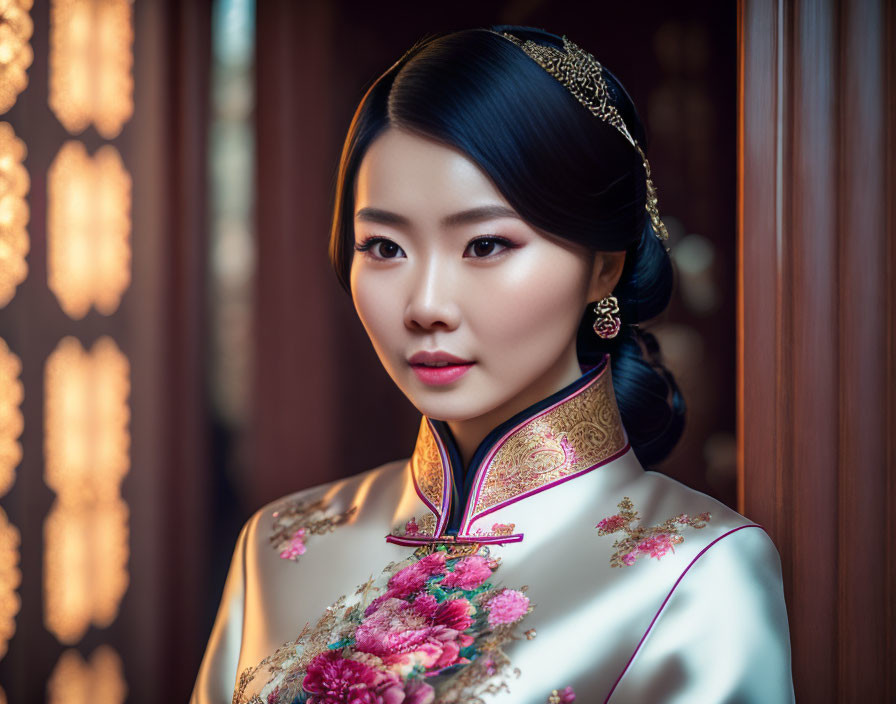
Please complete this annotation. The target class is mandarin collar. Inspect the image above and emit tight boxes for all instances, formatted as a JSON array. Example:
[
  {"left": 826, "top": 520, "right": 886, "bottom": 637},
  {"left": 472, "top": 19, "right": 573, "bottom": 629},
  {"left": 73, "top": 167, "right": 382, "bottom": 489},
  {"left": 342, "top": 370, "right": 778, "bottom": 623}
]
[{"left": 387, "top": 353, "right": 630, "bottom": 546}]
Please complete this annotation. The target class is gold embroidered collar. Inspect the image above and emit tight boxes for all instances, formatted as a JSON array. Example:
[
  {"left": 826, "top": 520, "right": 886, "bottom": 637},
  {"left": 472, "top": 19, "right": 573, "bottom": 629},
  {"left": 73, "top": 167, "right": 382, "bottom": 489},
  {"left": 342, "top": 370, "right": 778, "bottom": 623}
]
[{"left": 389, "top": 354, "right": 629, "bottom": 546}]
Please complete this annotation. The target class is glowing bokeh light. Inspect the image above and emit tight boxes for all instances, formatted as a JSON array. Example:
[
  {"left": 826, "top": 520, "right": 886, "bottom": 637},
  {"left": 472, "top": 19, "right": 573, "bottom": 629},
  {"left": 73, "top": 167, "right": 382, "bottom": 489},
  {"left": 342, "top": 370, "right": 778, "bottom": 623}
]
[
  {"left": 0, "top": 0, "right": 34, "bottom": 115},
  {"left": 0, "top": 122, "right": 30, "bottom": 308},
  {"left": 47, "top": 142, "right": 131, "bottom": 320},
  {"left": 44, "top": 336, "right": 130, "bottom": 644},
  {"left": 0, "top": 507, "right": 20, "bottom": 660},
  {"left": 0, "top": 338, "right": 23, "bottom": 496},
  {"left": 47, "top": 646, "right": 127, "bottom": 704},
  {"left": 49, "top": 0, "right": 133, "bottom": 138}
]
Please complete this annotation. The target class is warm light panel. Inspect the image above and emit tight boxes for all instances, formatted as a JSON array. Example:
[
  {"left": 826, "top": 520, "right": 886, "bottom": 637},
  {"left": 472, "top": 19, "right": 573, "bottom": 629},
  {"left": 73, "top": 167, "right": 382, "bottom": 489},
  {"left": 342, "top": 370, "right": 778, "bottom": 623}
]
[
  {"left": 0, "top": 507, "right": 20, "bottom": 660},
  {"left": 49, "top": 0, "right": 133, "bottom": 138},
  {"left": 0, "top": 122, "right": 30, "bottom": 308},
  {"left": 47, "top": 141, "right": 131, "bottom": 320},
  {"left": 0, "top": 0, "right": 34, "bottom": 115},
  {"left": 0, "top": 338, "right": 23, "bottom": 496},
  {"left": 44, "top": 336, "right": 130, "bottom": 644},
  {"left": 0, "top": 338, "right": 22, "bottom": 658},
  {"left": 47, "top": 646, "right": 127, "bottom": 704}
]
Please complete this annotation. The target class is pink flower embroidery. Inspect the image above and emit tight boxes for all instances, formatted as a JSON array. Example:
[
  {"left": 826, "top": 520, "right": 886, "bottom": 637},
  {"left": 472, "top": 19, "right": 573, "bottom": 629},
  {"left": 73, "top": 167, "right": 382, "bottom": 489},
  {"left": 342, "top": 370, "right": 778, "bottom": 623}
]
[
  {"left": 596, "top": 497, "right": 711, "bottom": 568},
  {"left": 595, "top": 514, "right": 628, "bottom": 533},
  {"left": 484, "top": 588, "right": 530, "bottom": 627},
  {"left": 385, "top": 552, "right": 447, "bottom": 598},
  {"left": 397, "top": 680, "right": 436, "bottom": 704},
  {"left": 270, "top": 498, "right": 356, "bottom": 563},
  {"left": 354, "top": 594, "right": 474, "bottom": 672},
  {"left": 244, "top": 544, "right": 533, "bottom": 704},
  {"left": 278, "top": 528, "right": 306, "bottom": 560},
  {"left": 303, "top": 651, "right": 398, "bottom": 703},
  {"left": 440, "top": 555, "right": 492, "bottom": 590}
]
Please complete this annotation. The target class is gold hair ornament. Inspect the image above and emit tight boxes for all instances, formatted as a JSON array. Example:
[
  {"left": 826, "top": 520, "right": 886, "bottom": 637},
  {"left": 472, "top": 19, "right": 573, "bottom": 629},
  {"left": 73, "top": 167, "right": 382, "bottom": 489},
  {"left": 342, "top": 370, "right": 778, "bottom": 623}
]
[{"left": 499, "top": 32, "right": 669, "bottom": 242}]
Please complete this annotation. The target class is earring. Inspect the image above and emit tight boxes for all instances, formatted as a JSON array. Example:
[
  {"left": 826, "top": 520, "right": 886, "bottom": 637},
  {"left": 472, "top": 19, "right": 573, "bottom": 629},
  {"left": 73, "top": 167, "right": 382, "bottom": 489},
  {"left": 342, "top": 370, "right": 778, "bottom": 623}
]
[{"left": 592, "top": 295, "right": 621, "bottom": 339}]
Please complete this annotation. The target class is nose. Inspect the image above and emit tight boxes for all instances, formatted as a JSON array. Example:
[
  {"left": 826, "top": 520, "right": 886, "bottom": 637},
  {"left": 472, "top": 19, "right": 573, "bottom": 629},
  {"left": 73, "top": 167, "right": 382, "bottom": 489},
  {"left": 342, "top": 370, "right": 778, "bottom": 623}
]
[{"left": 403, "top": 256, "right": 461, "bottom": 332}]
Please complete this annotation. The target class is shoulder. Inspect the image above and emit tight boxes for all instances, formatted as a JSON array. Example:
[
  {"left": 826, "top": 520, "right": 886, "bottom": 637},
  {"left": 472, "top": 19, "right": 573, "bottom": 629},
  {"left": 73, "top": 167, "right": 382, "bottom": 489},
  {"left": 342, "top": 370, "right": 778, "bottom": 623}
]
[
  {"left": 639, "top": 469, "right": 759, "bottom": 531},
  {"left": 239, "top": 458, "right": 408, "bottom": 556},
  {"left": 593, "top": 466, "right": 784, "bottom": 576},
  {"left": 633, "top": 469, "right": 785, "bottom": 589},
  {"left": 604, "top": 475, "right": 793, "bottom": 701}
]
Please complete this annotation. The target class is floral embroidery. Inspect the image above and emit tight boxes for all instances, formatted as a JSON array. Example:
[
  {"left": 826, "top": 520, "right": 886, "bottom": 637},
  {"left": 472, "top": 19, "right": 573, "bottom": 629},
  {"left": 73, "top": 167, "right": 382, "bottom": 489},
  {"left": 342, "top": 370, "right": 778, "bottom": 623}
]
[
  {"left": 596, "top": 497, "right": 711, "bottom": 568},
  {"left": 483, "top": 589, "right": 529, "bottom": 627},
  {"left": 269, "top": 498, "right": 357, "bottom": 562},
  {"left": 391, "top": 513, "right": 437, "bottom": 539},
  {"left": 234, "top": 544, "right": 534, "bottom": 704},
  {"left": 548, "top": 686, "right": 576, "bottom": 703},
  {"left": 470, "top": 522, "right": 516, "bottom": 538}
]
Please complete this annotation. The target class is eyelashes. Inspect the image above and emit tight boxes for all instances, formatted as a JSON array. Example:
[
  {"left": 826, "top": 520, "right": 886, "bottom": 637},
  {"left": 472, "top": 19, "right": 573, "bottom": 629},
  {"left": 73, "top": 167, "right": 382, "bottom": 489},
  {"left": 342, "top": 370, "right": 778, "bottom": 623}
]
[
  {"left": 354, "top": 235, "right": 519, "bottom": 260},
  {"left": 354, "top": 237, "right": 403, "bottom": 259},
  {"left": 464, "top": 236, "right": 516, "bottom": 258}
]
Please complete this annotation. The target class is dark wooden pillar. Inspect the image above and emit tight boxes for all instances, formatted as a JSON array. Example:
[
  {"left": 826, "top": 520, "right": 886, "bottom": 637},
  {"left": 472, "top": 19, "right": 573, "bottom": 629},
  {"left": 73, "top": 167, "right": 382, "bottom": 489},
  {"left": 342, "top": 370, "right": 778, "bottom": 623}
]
[{"left": 738, "top": 0, "right": 895, "bottom": 700}]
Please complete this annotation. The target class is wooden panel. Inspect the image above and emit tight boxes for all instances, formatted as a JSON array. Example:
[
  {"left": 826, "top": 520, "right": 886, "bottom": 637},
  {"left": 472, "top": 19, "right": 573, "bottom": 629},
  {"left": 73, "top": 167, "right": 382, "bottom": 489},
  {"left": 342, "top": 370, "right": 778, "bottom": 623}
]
[
  {"left": 790, "top": 1, "right": 839, "bottom": 697},
  {"left": 883, "top": 3, "right": 895, "bottom": 701},
  {"left": 839, "top": 1, "right": 888, "bottom": 696},
  {"left": 739, "top": 0, "right": 895, "bottom": 700}
]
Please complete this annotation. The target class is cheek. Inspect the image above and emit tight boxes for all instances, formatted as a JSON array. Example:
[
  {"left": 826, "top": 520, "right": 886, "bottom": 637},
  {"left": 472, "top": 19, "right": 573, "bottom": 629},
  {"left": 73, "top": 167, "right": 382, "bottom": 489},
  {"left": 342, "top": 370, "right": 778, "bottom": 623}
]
[
  {"left": 350, "top": 267, "right": 398, "bottom": 355},
  {"left": 465, "top": 251, "right": 589, "bottom": 356}
]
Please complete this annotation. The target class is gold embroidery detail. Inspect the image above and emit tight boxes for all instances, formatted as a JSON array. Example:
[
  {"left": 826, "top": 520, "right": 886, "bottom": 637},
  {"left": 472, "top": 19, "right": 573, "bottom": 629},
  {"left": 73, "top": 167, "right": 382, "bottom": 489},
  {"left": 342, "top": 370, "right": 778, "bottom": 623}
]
[
  {"left": 434, "top": 622, "right": 525, "bottom": 703},
  {"left": 596, "top": 497, "right": 711, "bottom": 568},
  {"left": 499, "top": 33, "right": 669, "bottom": 241},
  {"left": 473, "top": 368, "right": 626, "bottom": 515},
  {"left": 410, "top": 418, "right": 444, "bottom": 511},
  {"left": 391, "top": 513, "right": 436, "bottom": 538},
  {"left": 269, "top": 498, "right": 356, "bottom": 562},
  {"left": 233, "top": 594, "right": 355, "bottom": 704},
  {"left": 547, "top": 687, "right": 576, "bottom": 703}
]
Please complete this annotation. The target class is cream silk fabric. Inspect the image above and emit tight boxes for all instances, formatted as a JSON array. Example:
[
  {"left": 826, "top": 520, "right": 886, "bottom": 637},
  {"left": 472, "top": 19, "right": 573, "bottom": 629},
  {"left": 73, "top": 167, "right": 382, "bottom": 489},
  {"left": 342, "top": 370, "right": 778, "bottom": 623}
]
[{"left": 191, "top": 358, "right": 794, "bottom": 703}]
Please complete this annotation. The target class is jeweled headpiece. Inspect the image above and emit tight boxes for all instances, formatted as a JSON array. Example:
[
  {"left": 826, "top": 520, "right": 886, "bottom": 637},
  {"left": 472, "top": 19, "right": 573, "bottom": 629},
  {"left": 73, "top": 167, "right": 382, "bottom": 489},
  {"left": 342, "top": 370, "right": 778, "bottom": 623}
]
[{"left": 498, "top": 32, "right": 669, "bottom": 241}]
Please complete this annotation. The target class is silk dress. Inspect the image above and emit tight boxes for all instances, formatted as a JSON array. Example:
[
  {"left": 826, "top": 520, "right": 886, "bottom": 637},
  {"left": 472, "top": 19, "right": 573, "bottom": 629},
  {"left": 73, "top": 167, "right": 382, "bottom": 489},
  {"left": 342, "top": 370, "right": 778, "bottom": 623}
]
[{"left": 191, "top": 355, "right": 794, "bottom": 703}]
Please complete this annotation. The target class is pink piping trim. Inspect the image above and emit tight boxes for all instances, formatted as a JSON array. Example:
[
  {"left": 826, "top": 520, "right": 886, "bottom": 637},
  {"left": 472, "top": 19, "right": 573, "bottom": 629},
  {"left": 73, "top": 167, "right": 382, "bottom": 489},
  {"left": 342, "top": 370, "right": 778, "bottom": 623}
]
[
  {"left": 465, "top": 442, "right": 632, "bottom": 530},
  {"left": 411, "top": 476, "right": 439, "bottom": 516},
  {"left": 602, "top": 524, "right": 762, "bottom": 704},
  {"left": 461, "top": 360, "right": 612, "bottom": 532},
  {"left": 385, "top": 533, "right": 524, "bottom": 547}
]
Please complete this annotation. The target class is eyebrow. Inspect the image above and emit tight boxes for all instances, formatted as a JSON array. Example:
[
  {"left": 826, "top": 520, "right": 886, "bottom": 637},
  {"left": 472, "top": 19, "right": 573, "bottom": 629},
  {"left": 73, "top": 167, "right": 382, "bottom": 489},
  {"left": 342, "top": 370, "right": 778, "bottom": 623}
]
[{"left": 354, "top": 204, "right": 522, "bottom": 228}]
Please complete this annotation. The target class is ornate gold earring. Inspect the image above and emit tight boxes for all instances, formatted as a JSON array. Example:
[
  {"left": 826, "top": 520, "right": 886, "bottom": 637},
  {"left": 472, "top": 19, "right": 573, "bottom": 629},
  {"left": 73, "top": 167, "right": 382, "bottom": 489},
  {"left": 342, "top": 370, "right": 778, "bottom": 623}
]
[{"left": 592, "top": 295, "right": 621, "bottom": 339}]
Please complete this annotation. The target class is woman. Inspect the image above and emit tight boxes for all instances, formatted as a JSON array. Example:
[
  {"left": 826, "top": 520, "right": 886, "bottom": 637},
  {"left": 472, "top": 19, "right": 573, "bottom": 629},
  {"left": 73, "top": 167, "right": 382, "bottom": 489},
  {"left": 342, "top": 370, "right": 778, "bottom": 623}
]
[{"left": 192, "top": 26, "right": 794, "bottom": 703}]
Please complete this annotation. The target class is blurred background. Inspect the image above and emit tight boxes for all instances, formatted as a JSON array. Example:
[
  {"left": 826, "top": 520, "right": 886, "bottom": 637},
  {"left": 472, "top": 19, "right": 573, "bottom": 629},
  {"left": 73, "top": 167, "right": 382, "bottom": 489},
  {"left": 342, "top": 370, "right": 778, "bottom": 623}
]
[{"left": 0, "top": 0, "right": 737, "bottom": 701}]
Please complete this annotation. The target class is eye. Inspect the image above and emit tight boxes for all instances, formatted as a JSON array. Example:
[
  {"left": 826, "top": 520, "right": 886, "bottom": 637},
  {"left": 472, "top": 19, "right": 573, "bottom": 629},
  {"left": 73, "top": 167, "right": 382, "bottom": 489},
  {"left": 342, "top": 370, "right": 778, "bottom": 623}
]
[
  {"left": 463, "top": 236, "right": 514, "bottom": 259},
  {"left": 355, "top": 236, "right": 405, "bottom": 260}
]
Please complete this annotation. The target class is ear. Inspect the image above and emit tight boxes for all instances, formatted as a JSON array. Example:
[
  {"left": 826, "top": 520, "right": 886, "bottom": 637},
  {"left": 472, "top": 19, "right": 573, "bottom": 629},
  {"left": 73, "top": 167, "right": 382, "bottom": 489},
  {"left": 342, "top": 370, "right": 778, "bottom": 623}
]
[{"left": 586, "top": 250, "right": 627, "bottom": 302}]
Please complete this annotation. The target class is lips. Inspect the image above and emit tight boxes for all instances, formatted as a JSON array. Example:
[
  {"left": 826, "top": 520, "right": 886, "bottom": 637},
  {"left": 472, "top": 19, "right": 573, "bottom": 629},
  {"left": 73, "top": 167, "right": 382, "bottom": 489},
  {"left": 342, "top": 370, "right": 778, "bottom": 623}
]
[
  {"left": 408, "top": 350, "right": 474, "bottom": 386},
  {"left": 408, "top": 350, "right": 474, "bottom": 366}
]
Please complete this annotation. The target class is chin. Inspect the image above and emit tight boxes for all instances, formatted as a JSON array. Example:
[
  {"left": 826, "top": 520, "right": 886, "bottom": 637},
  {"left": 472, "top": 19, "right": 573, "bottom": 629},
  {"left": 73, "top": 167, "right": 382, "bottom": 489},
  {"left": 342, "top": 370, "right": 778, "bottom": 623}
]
[{"left": 404, "top": 385, "right": 516, "bottom": 425}]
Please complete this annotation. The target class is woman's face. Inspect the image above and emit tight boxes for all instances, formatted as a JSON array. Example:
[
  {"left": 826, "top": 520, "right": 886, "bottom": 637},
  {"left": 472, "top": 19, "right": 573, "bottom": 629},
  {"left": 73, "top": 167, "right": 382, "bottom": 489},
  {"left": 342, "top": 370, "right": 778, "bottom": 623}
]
[{"left": 350, "top": 127, "right": 612, "bottom": 433}]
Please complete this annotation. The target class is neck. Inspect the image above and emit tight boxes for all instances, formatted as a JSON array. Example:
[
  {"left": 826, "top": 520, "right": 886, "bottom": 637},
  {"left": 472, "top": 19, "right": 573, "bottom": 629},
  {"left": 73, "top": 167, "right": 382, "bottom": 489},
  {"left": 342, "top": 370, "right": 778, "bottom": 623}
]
[{"left": 445, "top": 346, "right": 585, "bottom": 467}]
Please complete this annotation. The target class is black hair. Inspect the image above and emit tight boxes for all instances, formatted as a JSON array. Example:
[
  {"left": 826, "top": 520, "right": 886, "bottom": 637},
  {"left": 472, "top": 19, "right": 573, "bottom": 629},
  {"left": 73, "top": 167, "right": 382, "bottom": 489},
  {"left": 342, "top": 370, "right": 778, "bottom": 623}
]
[{"left": 329, "top": 25, "right": 685, "bottom": 467}]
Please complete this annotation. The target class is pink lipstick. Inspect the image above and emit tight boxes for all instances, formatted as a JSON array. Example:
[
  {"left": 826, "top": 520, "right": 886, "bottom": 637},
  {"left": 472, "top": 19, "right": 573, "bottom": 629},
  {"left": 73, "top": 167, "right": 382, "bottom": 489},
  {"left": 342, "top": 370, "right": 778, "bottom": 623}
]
[{"left": 408, "top": 351, "right": 475, "bottom": 386}]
